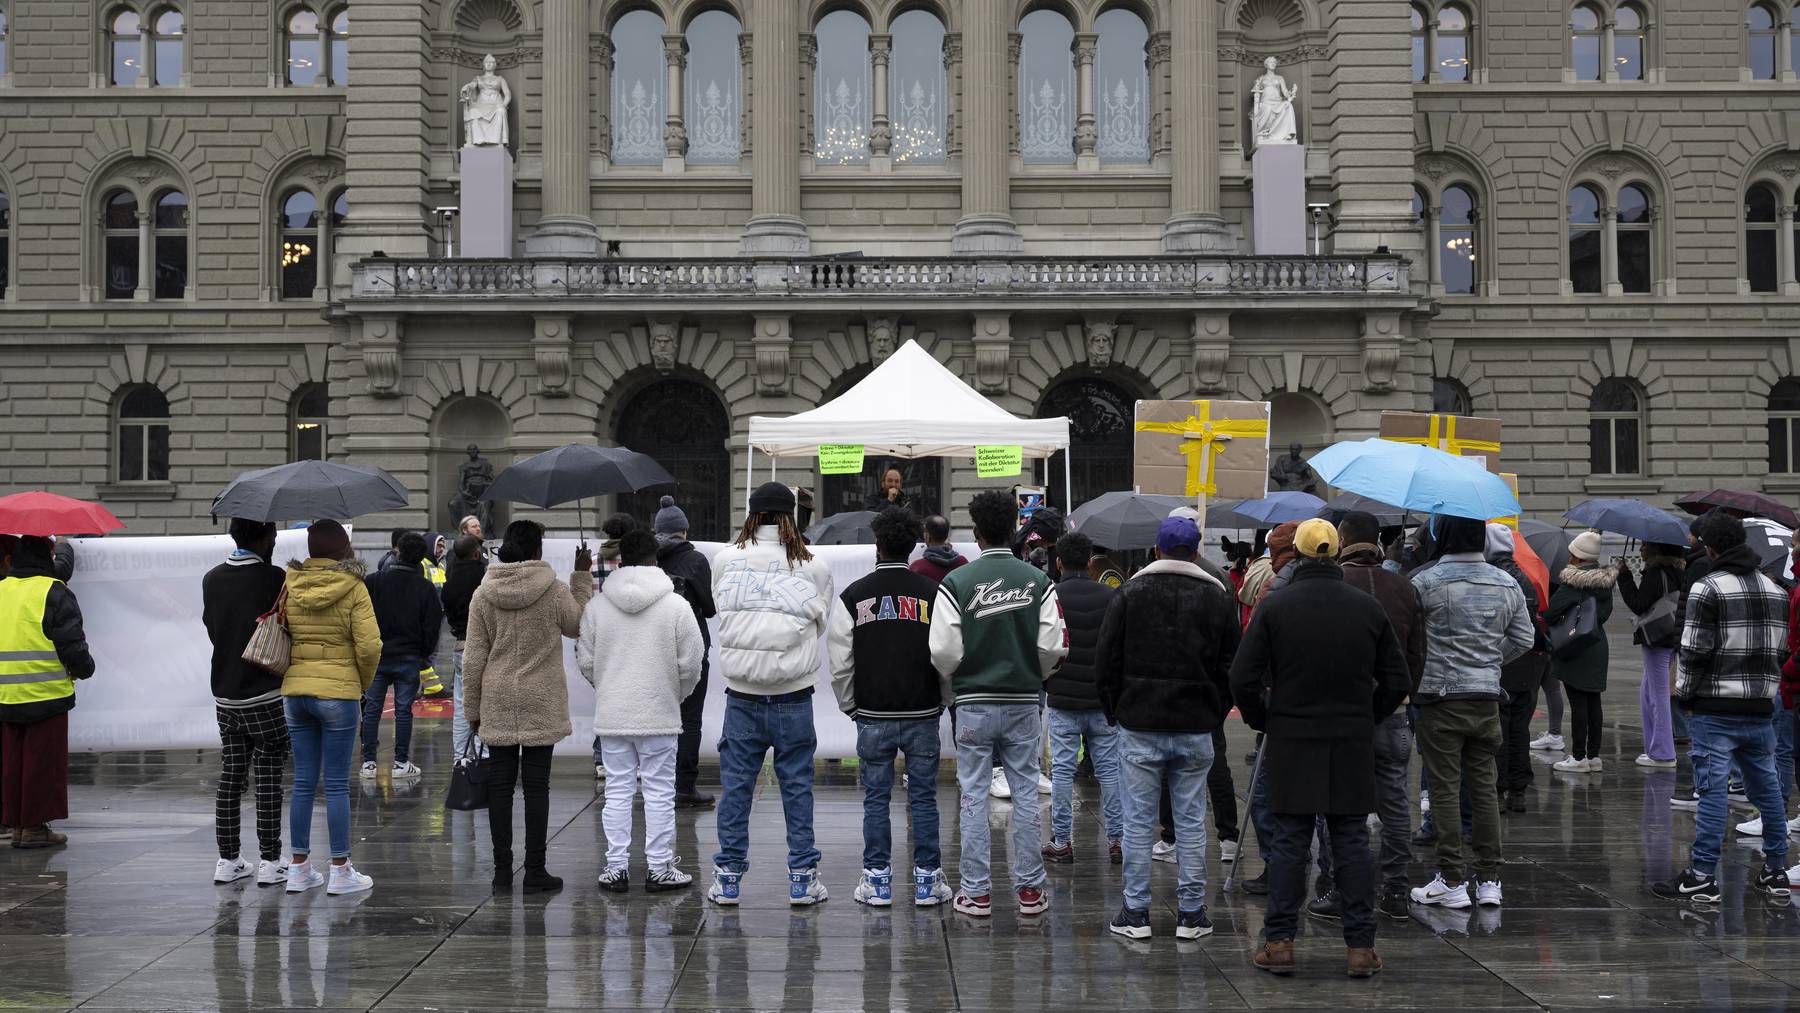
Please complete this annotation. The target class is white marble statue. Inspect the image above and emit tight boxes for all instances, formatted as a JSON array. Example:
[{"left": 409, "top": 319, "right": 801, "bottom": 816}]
[
  {"left": 459, "top": 54, "right": 512, "bottom": 147},
  {"left": 1250, "top": 56, "right": 1299, "bottom": 150}
]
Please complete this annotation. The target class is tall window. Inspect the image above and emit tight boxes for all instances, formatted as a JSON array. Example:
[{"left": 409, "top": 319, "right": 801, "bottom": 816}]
[
  {"left": 1615, "top": 3, "right": 1644, "bottom": 80},
  {"left": 1589, "top": 378, "right": 1642, "bottom": 476},
  {"left": 103, "top": 189, "right": 140, "bottom": 299},
  {"left": 109, "top": 9, "right": 141, "bottom": 85},
  {"left": 1433, "top": 378, "right": 1474, "bottom": 416},
  {"left": 286, "top": 9, "right": 320, "bottom": 84},
  {"left": 0, "top": 189, "right": 9, "bottom": 300},
  {"left": 291, "top": 383, "right": 328, "bottom": 461},
  {"left": 1410, "top": 6, "right": 1427, "bottom": 81},
  {"left": 1769, "top": 379, "right": 1800, "bottom": 474},
  {"left": 1570, "top": 4, "right": 1602, "bottom": 80},
  {"left": 152, "top": 189, "right": 187, "bottom": 299},
  {"left": 1437, "top": 5, "right": 1471, "bottom": 81},
  {"left": 327, "top": 8, "right": 347, "bottom": 85},
  {"left": 1019, "top": 8, "right": 1075, "bottom": 164},
  {"left": 610, "top": 10, "right": 665, "bottom": 165},
  {"left": 0, "top": 7, "right": 9, "bottom": 79},
  {"left": 1440, "top": 183, "right": 1477, "bottom": 295},
  {"left": 1749, "top": 4, "right": 1778, "bottom": 78},
  {"left": 1747, "top": 183, "right": 1780, "bottom": 292},
  {"left": 116, "top": 385, "right": 170, "bottom": 483},
  {"left": 814, "top": 9, "right": 871, "bottom": 164},
  {"left": 889, "top": 9, "right": 946, "bottom": 165},
  {"left": 1095, "top": 8, "right": 1150, "bottom": 164},
  {"left": 1568, "top": 183, "right": 1603, "bottom": 294},
  {"left": 1038, "top": 377, "right": 1134, "bottom": 513},
  {"left": 1616, "top": 182, "right": 1652, "bottom": 294},
  {"left": 684, "top": 9, "right": 741, "bottom": 165},
  {"left": 150, "top": 7, "right": 182, "bottom": 85},
  {"left": 280, "top": 189, "right": 319, "bottom": 299}
]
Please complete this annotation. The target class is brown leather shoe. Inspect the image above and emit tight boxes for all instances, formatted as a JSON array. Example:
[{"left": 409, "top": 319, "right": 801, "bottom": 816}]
[
  {"left": 12, "top": 825, "right": 67, "bottom": 849},
  {"left": 1253, "top": 939, "right": 1295, "bottom": 975},
  {"left": 1347, "top": 947, "right": 1383, "bottom": 978}
]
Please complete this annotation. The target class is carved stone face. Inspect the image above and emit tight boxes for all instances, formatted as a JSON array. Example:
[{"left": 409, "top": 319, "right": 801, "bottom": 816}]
[
  {"left": 482, "top": 54, "right": 497, "bottom": 73},
  {"left": 1264, "top": 56, "right": 1278, "bottom": 73},
  {"left": 651, "top": 328, "right": 677, "bottom": 370}
]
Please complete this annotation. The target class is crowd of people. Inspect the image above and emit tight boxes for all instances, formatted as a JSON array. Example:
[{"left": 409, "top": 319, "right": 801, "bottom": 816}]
[{"left": 3, "top": 481, "right": 1799, "bottom": 980}]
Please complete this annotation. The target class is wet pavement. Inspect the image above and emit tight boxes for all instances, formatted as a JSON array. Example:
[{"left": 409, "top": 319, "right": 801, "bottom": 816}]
[{"left": 4, "top": 642, "right": 1799, "bottom": 1011}]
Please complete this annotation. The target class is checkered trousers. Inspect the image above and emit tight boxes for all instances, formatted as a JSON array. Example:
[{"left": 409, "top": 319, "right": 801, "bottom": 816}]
[{"left": 215, "top": 699, "right": 290, "bottom": 862}]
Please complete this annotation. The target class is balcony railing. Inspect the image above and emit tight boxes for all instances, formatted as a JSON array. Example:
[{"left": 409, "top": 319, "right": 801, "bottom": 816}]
[{"left": 350, "top": 254, "right": 1409, "bottom": 301}]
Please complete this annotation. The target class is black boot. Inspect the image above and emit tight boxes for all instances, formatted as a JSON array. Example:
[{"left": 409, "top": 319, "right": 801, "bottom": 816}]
[
  {"left": 1242, "top": 872, "right": 1270, "bottom": 896},
  {"left": 523, "top": 866, "right": 564, "bottom": 894},
  {"left": 493, "top": 852, "right": 513, "bottom": 891}
]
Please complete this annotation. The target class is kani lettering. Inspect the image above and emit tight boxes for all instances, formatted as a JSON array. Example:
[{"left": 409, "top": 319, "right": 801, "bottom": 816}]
[
  {"left": 970, "top": 579, "right": 1037, "bottom": 619},
  {"left": 853, "top": 594, "right": 930, "bottom": 627}
]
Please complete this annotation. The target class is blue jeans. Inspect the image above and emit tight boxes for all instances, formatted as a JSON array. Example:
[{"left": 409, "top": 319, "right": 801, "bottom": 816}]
[
  {"left": 1047, "top": 707, "right": 1122, "bottom": 844},
  {"left": 1775, "top": 703, "right": 1795, "bottom": 805},
  {"left": 285, "top": 696, "right": 359, "bottom": 859},
  {"left": 713, "top": 693, "right": 821, "bottom": 872},
  {"left": 1120, "top": 728, "right": 1212, "bottom": 912},
  {"left": 451, "top": 647, "right": 482, "bottom": 759},
  {"left": 361, "top": 657, "right": 420, "bottom": 764},
  {"left": 953, "top": 703, "right": 1046, "bottom": 897},
  {"left": 1688, "top": 712, "right": 1789, "bottom": 874},
  {"left": 855, "top": 717, "right": 943, "bottom": 871}
]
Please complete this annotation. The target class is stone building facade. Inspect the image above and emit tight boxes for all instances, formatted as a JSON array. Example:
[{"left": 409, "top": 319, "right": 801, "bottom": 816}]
[{"left": 0, "top": 0, "right": 1795, "bottom": 540}]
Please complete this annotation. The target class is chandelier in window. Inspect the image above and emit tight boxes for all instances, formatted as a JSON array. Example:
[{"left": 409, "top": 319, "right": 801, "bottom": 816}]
[
  {"left": 815, "top": 77, "right": 869, "bottom": 164},
  {"left": 891, "top": 78, "right": 943, "bottom": 164},
  {"left": 281, "top": 240, "right": 313, "bottom": 267}
]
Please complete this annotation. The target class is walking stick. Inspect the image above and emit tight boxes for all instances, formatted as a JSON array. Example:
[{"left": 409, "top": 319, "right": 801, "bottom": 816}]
[{"left": 1222, "top": 736, "right": 1267, "bottom": 893}]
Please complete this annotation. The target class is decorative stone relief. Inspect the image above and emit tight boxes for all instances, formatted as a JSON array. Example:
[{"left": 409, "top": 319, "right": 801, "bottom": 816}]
[
  {"left": 1191, "top": 314, "right": 1233, "bottom": 393},
  {"left": 1360, "top": 313, "right": 1403, "bottom": 393},
  {"left": 649, "top": 319, "right": 679, "bottom": 373},
  {"left": 972, "top": 314, "right": 1012, "bottom": 393},
  {"left": 753, "top": 315, "right": 792, "bottom": 393},
  {"left": 1218, "top": 45, "right": 1328, "bottom": 66},
  {"left": 362, "top": 317, "right": 402, "bottom": 397},
  {"left": 533, "top": 315, "right": 572, "bottom": 397},
  {"left": 866, "top": 316, "right": 896, "bottom": 364},
  {"left": 431, "top": 47, "right": 541, "bottom": 70},
  {"left": 1084, "top": 318, "right": 1116, "bottom": 370}
]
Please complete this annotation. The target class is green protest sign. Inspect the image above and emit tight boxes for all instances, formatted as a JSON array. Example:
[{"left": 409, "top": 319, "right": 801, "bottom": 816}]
[
  {"left": 976, "top": 445, "right": 1023, "bottom": 478},
  {"left": 818, "top": 444, "right": 865, "bottom": 475}
]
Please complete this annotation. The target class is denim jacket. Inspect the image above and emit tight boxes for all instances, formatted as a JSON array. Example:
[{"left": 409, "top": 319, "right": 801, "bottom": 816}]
[{"left": 1410, "top": 554, "right": 1534, "bottom": 703}]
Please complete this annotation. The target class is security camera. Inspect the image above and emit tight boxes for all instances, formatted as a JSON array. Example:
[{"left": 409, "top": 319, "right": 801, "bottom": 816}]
[{"left": 1308, "top": 203, "right": 1330, "bottom": 223}]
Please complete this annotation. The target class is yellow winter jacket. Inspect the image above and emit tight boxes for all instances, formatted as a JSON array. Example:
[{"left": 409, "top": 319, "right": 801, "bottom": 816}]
[{"left": 281, "top": 557, "right": 383, "bottom": 700}]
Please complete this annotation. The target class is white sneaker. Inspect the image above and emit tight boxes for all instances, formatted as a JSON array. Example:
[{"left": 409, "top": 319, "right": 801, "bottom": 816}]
[
  {"left": 1636, "top": 754, "right": 1677, "bottom": 769},
  {"left": 1475, "top": 880, "right": 1503, "bottom": 907},
  {"left": 1530, "top": 732, "right": 1565, "bottom": 751},
  {"left": 1788, "top": 862, "right": 1800, "bottom": 888},
  {"left": 1787, "top": 815, "right": 1800, "bottom": 835},
  {"left": 787, "top": 867, "right": 828, "bottom": 906},
  {"left": 646, "top": 861, "right": 694, "bottom": 893},
  {"left": 1419, "top": 789, "right": 1430, "bottom": 815},
  {"left": 1219, "top": 838, "right": 1239, "bottom": 863},
  {"left": 327, "top": 861, "right": 374, "bottom": 896},
  {"left": 286, "top": 860, "right": 325, "bottom": 893},
  {"left": 391, "top": 760, "right": 421, "bottom": 780},
  {"left": 213, "top": 857, "right": 252, "bottom": 884},
  {"left": 594, "top": 763, "right": 605, "bottom": 780},
  {"left": 1410, "top": 874, "right": 1472, "bottom": 909},
  {"left": 359, "top": 761, "right": 378, "bottom": 780},
  {"left": 989, "top": 768, "right": 1012, "bottom": 799},
  {"left": 1738, "top": 816, "right": 1766, "bottom": 836},
  {"left": 913, "top": 866, "right": 953, "bottom": 906},
  {"left": 1037, "top": 773, "right": 1052, "bottom": 794},
  {"left": 1586, "top": 758, "right": 1604, "bottom": 773},
  {"left": 853, "top": 867, "right": 894, "bottom": 907},
  {"left": 256, "top": 859, "right": 288, "bottom": 887},
  {"left": 1552, "top": 756, "right": 1587, "bottom": 772},
  {"left": 1151, "top": 840, "right": 1177, "bottom": 864},
  {"left": 1670, "top": 791, "right": 1701, "bottom": 811}
]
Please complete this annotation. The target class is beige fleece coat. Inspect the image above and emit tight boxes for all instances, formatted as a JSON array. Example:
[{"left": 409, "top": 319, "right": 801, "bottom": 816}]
[{"left": 463, "top": 560, "right": 593, "bottom": 747}]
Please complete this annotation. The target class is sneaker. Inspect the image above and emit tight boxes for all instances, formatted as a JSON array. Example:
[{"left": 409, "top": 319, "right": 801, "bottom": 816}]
[
  {"left": 913, "top": 867, "right": 953, "bottom": 907},
  {"left": 853, "top": 867, "right": 894, "bottom": 907},
  {"left": 1306, "top": 890, "right": 1342, "bottom": 920},
  {"left": 1411, "top": 820, "right": 1438, "bottom": 845},
  {"left": 1738, "top": 816, "right": 1767, "bottom": 836},
  {"left": 953, "top": 891, "right": 992, "bottom": 917},
  {"left": 1041, "top": 840, "right": 1074, "bottom": 865},
  {"left": 1475, "top": 880, "right": 1503, "bottom": 907},
  {"left": 1037, "top": 773, "right": 1052, "bottom": 794},
  {"left": 255, "top": 859, "right": 288, "bottom": 887},
  {"left": 1636, "top": 754, "right": 1677, "bottom": 769},
  {"left": 285, "top": 860, "right": 324, "bottom": 893},
  {"left": 1151, "top": 839, "right": 1177, "bottom": 864},
  {"left": 646, "top": 860, "right": 693, "bottom": 893},
  {"left": 1410, "top": 874, "right": 1471, "bottom": 908},
  {"left": 326, "top": 862, "right": 374, "bottom": 896},
  {"left": 1730, "top": 782, "right": 1750, "bottom": 805},
  {"left": 1017, "top": 884, "right": 1048, "bottom": 915},
  {"left": 674, "top": 791, "right": 716, "bottom": 809},
  {"left": 214, "top": 857, "right": 252, "bottom": 884},
  {"left": 1219, "top": 838, "right": 1239, "bottom": 863},
  {"left": 1109, "top": 904, "right": 1151, "bottom": 939},
  {"left": 706, "top": 866, "right": 741, "bottom": 906},
  {"left": 0, "top": 824, "right": 10, "bottom": 840},
  {"left": 788, "top": 867, "right": 828, "bottom": 906},
  {"left": 1419, "top": 789, "right": 1431, "bottom": 815},
  {"left": 1553, "top": 755, "right": 1587, "bottom": 772},
  {"left": 1670, "top": 791, "right": 1701, "bottom": 811},
  {"left": 1586, "top": 757, "right": 1603, "bottom": 773},
  {"left": 1652, "top": 867, "right": 1720, "bottom": 902},
  {"left": 1789, "top": 815, "right": 1800, "bottom": 835},
  {"left": 595, "top": 763, "right": 605, "bottom": 781},
  {"left": 1786, "top": 862, "right": 1800, "bottom": 888},
  {"left": 391, "top": 760, "right": 421, "bottom": 780},
  {"left": 1378, "top": 886, "right": 1411, "bottom": 920},
  {"left": 1530, "top": 732, "right": 1565, "bottom": 751},
  {"left": 1757, "top": 864, "right": 1792, "bottom": 898},
  {"left": 597, "top": 866, "right": 630, "bottom": 894},
  {"left": 1175, "top": 907, "right": 1213, "bottom": 939},
  {"left": 989, "top": 769, "right": 1011, "bottom": 799},
  {"left": 1108, "top": 839, "right": 1122, "bottom": 864},
  {"left": 359, "top": 761, "right": 378, "bottom": 780}
]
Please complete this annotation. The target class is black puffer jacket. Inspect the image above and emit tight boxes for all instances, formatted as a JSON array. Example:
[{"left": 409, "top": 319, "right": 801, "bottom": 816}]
[
  {"left": 1044, "top": 573, "right": 1116, "bottom": 711},
  {"left": 1095, "top": 560, "right": 1240, "bottom": 734}
]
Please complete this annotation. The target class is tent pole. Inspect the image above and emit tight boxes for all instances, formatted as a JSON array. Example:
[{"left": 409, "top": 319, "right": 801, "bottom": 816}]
[
  {"left": 1063, "top": 449, "right": 1072, "bottom": 514},
  {"left": 744, "top": 445, "right": 754, "bottom": 513}
]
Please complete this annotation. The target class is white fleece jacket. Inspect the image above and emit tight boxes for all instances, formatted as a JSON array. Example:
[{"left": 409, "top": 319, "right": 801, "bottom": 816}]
[{"left": 576, "top": 565, "right": 703, "bottom": 738}]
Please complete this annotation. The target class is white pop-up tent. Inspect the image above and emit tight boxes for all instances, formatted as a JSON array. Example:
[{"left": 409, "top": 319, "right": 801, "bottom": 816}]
[{"left": 745, "top": 339, "right": 1073, "bottom": 504}]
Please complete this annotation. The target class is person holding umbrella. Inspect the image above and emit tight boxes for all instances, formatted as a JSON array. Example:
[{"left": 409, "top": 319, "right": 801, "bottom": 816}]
[
  {"left": 1547, "top": 532, "right": 1616, "bottom": 773},
  {"left": 1618, "top": 541, "right": 1686, "bottom": 769}
]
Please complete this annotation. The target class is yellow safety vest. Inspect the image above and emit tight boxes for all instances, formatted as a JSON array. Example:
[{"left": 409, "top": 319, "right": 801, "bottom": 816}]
[
  {"left": 422, "top": 559, "right": 446, "bottom": 591},
  {"left": 0, "top": 576, "right": 74, "bottom": 707}
]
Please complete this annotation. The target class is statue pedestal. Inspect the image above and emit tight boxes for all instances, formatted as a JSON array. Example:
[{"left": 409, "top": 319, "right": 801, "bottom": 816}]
[
  {"left": 1252, "top": 143, "right": 1306, "bottom": 256},
  {"left": 459, "top": 145, "right": 514, "bottom": 258}
]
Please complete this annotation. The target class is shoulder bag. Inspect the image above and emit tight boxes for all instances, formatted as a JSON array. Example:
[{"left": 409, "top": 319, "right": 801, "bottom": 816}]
[
  {"left": 1548, "top": 594, "right": 1603, "bottom": 660},
  {"left": 240, "top": 585, "right": 292, "bottom": 676},
  {"left": 444, "top": 739, "right": 490, "bottom": 812}
]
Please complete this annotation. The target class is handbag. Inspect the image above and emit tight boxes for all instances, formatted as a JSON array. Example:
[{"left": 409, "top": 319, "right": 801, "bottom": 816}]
[
  {"left": 1548, "top": 594, "right": 1604, "bottom": 660},
  {"left": 1631, "top": 588, "right": 1681, "bottom": 646},
  {"left": 240, "top": 585, "right": 291, "bottom": 676},
  {"left": 444, "top": 739, "right": 490, "bottom": 812}
]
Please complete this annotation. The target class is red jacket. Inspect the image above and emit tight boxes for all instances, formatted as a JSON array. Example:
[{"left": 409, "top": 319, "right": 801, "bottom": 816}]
[{"left": 1779, "top": 581, "right": 1800, "bottom": 708}]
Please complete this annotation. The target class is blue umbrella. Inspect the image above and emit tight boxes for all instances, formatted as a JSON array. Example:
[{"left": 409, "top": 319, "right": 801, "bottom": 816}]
[
  {"left": 1232, "top": 491, "right": 1326, "bottom": 526},
  {"left": 1563, "top": 498, "right": 1689, "bottom": 545},
  {"left": 1308, "top": 438, "right": 1520, "bottom": 521}
]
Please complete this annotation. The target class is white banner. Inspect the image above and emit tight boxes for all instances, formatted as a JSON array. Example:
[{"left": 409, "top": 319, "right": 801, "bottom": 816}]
[{"left": 62, "top": 532, "right": 983, "bottom": 759}]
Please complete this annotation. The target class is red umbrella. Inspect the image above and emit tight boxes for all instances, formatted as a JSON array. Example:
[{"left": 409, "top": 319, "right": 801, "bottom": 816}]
[
  {"left": 1674, "top": 489, "right": 1799, "bottom": 529},
  {"left": 0, "top": 491, "right": 126, "bottom": 537}
]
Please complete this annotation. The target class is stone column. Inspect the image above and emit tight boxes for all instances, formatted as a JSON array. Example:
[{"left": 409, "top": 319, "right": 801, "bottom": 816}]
[
  {"left": 1600, "top": 204, "right": 1620, "bottom": 296},
  {"left": 1163, "top": 0, "right": 1233, "bottom": 252},
  {"left": 525, "top": 0, "right": 600, "bottom": 257},
  {"left": 1074, "top": 32, "right": 1099, "bottom": 169},
  {"left": 662, "top": 34, "right": 689, "bottom": 169},
  {"left": 1425, "top": 202, "right": 1442, "bottom": 292},
  {"left": 952, "top": 0, "right": 1022, "bottom": 254},
  {"left": 742, "top": 0, "right": 809, "bottom": 254},
  {"left": 1601, "top": 18, "right": 1619, "bottom": 83},
  {"left": 1779, "top": 17, "right": 1795, "bottom": 80},
  {"left": 869, "top": 34, "right": 892, "bottom": 164},
  {"left": 1780, "top": 205, "right": 1798, "bottom": 294},
  {"left": 134, "top": 210, "right": 153, "bottom": 301}
]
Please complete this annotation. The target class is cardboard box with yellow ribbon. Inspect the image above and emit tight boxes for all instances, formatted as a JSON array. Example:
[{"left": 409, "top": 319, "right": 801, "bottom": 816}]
[
  {"left": 1132, "top": 399, "right": 1272, "bottom": 500},
  {"left": 1379, "top": 411, "right": 1503, "bottom": 474}
]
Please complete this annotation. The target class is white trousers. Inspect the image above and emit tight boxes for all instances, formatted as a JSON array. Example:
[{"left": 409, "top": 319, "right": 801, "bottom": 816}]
[{"left": 600, "top": 734, "right": 678, "bottom": 871}]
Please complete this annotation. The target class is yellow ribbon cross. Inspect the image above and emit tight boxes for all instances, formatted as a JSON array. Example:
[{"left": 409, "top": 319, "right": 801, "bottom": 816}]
[
  {"left": 1386, "top": 414, "right": 1501, "bottom": 458},
  {"left": 1133, "top": 401, "right": 1271, "bottom": 497}
]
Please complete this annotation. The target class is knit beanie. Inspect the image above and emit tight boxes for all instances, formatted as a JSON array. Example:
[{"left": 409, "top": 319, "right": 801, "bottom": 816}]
[
  {"left": 1569, "top": 529, "right": 1603, "bottom": 561},
  {"left": 653, "top": 495, "right": 690, "bottom": 536},
  {"left": 748, "top": 481, "right": 796, "bottom": 516}
]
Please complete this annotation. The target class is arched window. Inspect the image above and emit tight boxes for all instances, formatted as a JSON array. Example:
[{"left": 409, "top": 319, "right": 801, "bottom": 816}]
[
  {"left": 1437, "top": 4, "right": 1471, "bottom": 81},
  {"left": 150, "top": 6, "right": 183, "bottom": 85},
  {"left": 1749, "top": 3, "right": 1778, "bottom": 79},
  {"left": 1410, "top": 6, "right": 1427, "bottom": 81},
  {"left": 610, "top": 9, "right": 666, "bottom": 166},
  {"left": 279, "top": 189, "right": 319, "bottom": 299},
  {"left": 1589, "top": 378, "right": 1642, "bottom": 476},
  {"left": 116, "top": 385, "right": 171, "bottom": 483},
  {"left": 1570, "top": 4, "right": 1602, "bottom": 80},
  {"left": 1440, "top": 183, "right": 1477, "bottom": 295},
  {"left": 1038, "top": 377, "right": 1134, "bottom": 513},
  {"left": 684, "top": 9, "right": 742, "bottom": 165},
  {"left": 291, "top": 383, "right": 328, "bottom": 461},
  {"left": 889, "top": 8, "right": 946, "bottom": 165},
  {"left": 285, "top": 8, "right": 320, "bottom": 85},
  {"left": 1770, "top": 379, "right": 1800, "bottom": 474},
  {"left": 109, "top": 9, "right": 141, "bottom": 85},
  {"left": 1019, "top": 8, "right": 1076, "bottom": 164},
  {"left": 1747, "top": 182, "right": 1780, "bottom": 293},
  {"left": 814, "top": 9, "right": 871, "bottom": 165},
  {"left": 0, "top": 189, "right": 9, "bottom": 299},
  {"left": 103, "top": 188, "right": 140, "bottom": 300},
  {"left": 1568, "top": 183, "right": 1603, "bottom": 294},
  {"left": 615, "top": 379, "right": 730, "bottom": 540},
  {"left": 0, "top": 7, "right": 10, "bottom": 79},
  {"left": 327, "top": 7, "right": 347, "bottom": 85},
  {"left": 1615, "top": 3, "right": 1644, "bottom": 80},
  {"left": 1095, "top": 7, "right": 1150, "bottom": 164},
  {"left": 1616, "top": 182, "right": 1652, "bottom": 294},
  {"left": 1433, "top": 377, "right": 1474, "bottom": 416},
  {"left": 152, "top": 188, "right": 187, "bottom": 299}
]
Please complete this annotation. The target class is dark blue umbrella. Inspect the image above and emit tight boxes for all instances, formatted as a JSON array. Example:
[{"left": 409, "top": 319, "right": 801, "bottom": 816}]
[
  {"left": 1232, "top": 492, "right": 1326, "bottom": 527},
  {"left": 1563, "top": 498, "right": 1688, "bottom": 545}
]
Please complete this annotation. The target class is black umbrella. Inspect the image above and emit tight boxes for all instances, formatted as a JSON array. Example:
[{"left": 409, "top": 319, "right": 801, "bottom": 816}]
[
  {"left": 1069, "top": 491, "right": 1194, "bottom": 549},
  {"left": 1315, "top": 492, "right": 1410, "bottom": 527},
  {"left": 806, "top": 510, "right": 878, "bottom": 546},
  {"left": 1743, "top": 517, "right": 1795, "bottom": 587},
  {"left": 1519, "top": 519, "right": 1573, "bottom": 577},
  {"left": 211, "top": 460, "right": 409, "bottom": 522},
  {"left": 484, "top": 444, "right": 676, "bottom": 540}
]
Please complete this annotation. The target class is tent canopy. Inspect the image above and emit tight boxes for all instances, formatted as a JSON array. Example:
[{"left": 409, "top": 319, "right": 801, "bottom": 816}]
[{"left": 746, "top": 340, "right": 1071, "bottom": 460}]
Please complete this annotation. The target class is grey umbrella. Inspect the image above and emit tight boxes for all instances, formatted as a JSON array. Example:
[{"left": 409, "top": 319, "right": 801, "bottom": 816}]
[
  {"left": 211, "top": 460, "right": 410, "bottom": 522},
  {"left": 1069, "top": 491, "right": 1195, "bottom": 550},
  {"left": 806, "top": 510, "right": 878, "bottom": 545},
  {"left": 1519, "top": 519, "right": 1573, "bottom": 577},
  {"left": 484, "top": 444, "right": 676, "bottom": 539}
]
